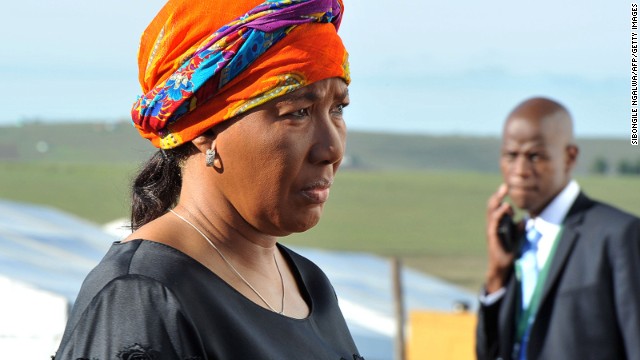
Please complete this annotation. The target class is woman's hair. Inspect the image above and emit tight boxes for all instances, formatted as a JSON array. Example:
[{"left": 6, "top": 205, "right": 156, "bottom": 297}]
[{"left": 130, "top": 144, "right": 196, "bottom": 230}]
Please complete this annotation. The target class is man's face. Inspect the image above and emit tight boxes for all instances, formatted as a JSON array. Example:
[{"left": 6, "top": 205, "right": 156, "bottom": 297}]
[{"left": 500, "top": 116, "right": 575, "bottom": 216}]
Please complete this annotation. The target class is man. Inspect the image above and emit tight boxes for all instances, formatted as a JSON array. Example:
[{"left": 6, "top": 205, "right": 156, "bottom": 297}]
[{"left": 476, "top": 97, "right": 640, "bottom": 360}]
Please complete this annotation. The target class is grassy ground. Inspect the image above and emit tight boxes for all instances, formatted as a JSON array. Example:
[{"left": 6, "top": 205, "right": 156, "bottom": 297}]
[
  {"left": 285, "top": 171, "right": 640, "bottom": 290},
  {"left": 0, "top": 162, "right": 138, "bottom": 223},
  {"left": 3, "top": 162, "right": 638, "bottom": 291}
]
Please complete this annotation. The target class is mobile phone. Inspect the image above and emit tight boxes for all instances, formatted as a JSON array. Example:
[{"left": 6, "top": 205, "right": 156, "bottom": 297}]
[{"left": 497, "top": 213, "right": 520, "bottom": 253}]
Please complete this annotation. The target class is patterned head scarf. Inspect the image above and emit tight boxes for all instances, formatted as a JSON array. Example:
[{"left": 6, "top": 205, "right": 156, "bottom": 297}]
[{"left": 132, "top": 0, "right": 350, "bottom": 149}]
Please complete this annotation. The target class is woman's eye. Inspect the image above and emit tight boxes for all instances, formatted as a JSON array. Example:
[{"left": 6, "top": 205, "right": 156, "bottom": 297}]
[
  {"left": 289, "top": 108, "right": 309, "bottom": 118},
  {"left": 333, "top": 103, "right": 349, "bottom": 115}
]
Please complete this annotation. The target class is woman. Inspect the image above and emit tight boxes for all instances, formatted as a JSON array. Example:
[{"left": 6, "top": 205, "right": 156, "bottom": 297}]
[{"left": 54, "top": 0, "right": 363, "bottom": 359}]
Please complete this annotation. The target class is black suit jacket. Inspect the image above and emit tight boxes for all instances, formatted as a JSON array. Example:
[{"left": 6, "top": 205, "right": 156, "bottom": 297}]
[{"left": 476, "top": 192, "right": 640, "bottom": 360}]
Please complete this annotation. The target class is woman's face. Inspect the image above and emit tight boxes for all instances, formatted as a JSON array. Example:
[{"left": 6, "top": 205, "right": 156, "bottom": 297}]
[{"left": 213, "top": 77, "right": 349, "bottom": 236}]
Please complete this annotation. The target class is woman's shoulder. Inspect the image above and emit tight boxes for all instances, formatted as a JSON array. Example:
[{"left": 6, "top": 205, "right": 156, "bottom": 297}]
[
  {"left": 57, "top": 248, "right": 202, "bottom": 359},
  {"left": 72, "top": 240, "right": 201, "bottom": 313},
  {"left": 93, "top": 239, "right": 200, "bottom": 285}
]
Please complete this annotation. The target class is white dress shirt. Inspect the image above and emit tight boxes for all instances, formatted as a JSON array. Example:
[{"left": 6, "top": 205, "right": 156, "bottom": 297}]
[{"left": 526, "top": 180, "right": 580, "bottom": 270}]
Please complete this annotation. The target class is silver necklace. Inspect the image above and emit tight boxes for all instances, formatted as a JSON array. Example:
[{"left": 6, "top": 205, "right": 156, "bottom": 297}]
[{"left": 169, "top": 209, "right": 285, "bottom": 314}]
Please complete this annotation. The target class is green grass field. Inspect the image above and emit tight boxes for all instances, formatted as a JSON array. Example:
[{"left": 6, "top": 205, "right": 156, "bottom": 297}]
[
  {"left": 285, "top": 171, "right": 640, "bottom": 290},
  {"left": 2, "top": 161, "right": 638, "bottom": 291},
  {"left": 0, "top": 162, "right": 138, "bottom": 223}
]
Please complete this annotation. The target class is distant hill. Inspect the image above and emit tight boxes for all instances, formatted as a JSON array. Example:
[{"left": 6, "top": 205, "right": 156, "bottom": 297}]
[
  {"left": 346, "top": 132, "right": 638, "bottom": 175},
  {"left": 0, "top": 121, "right": 636, "bottom": 174},
  {"left": 0, "top": 122, "right": 153, "bottom": 164}
]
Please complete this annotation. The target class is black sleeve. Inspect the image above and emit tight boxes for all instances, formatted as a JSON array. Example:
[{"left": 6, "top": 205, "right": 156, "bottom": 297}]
[
  {"left": 476, "top": 296, "right": 502, "bottom": 360},
  {"left": 54, "top": 275, "right": 205, "bottom": 360},
  {"left": 610, "top": 218, "right": 640, "bottom": 359}
]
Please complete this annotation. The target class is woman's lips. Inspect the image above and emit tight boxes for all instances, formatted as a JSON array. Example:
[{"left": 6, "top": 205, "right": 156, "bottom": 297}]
[
  {"left": 301, "top": 179, "right": 332, "bottom": 204},
  {"left": 302, "top": 187, "right": 330, "bottom": 203}
]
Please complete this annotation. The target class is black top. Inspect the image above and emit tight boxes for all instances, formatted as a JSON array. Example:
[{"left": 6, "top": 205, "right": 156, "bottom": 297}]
[{"left": 54, "top": 240, "right": 363, "bottom": 360}]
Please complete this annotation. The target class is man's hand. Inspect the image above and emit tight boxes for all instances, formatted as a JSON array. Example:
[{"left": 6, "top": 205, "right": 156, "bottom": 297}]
[{"left": 484, "top": 184, "right": 518, "bottom": 293}]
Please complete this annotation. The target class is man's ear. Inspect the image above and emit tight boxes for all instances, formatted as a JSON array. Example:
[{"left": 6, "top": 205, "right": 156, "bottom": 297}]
[{"left": 566, "top": 144, "right": 579, "bottom": 170}]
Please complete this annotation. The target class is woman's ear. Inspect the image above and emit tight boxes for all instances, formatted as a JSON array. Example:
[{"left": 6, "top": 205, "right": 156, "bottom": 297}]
[
  {"left": 191, "top": 130, "right": 216, "bottom": 155},
  {"left": 191, "top": 131, "right": 221, "bottom": 170}
]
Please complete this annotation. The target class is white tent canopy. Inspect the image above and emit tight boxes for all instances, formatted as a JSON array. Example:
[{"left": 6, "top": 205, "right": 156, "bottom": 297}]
[{"left": 0, "top": 200, "right": 114, "bottom": 359}]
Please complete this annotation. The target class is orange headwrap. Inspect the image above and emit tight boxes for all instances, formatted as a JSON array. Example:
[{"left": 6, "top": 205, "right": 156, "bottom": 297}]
[{"left": 132, "top": 0, "right": 350, "bottom": 149}]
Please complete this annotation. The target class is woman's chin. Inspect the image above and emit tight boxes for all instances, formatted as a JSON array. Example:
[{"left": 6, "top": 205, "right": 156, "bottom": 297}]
[{"left": 286, "top": 211, "right": 323, "bottom": 234}]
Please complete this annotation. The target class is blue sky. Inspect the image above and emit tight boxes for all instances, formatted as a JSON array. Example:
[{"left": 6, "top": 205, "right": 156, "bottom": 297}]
[{"left": 1, "top": 0, "right": 630, "bottom": 137}]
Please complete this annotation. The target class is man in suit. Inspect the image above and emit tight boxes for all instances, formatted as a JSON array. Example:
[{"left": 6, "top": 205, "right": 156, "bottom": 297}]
[{"left": 476, "top": 97, "right": 640, "bottom": 360}]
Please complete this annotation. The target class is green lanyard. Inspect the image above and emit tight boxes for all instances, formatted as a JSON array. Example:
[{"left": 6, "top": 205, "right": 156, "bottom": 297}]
[{"left": 515, "top": 226, "right": 564, "bottom": 342}]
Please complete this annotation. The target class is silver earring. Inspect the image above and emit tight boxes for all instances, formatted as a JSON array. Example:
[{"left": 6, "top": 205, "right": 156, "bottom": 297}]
[{"left": 205, "top": 149, "right": 216, "bottom": 167}]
